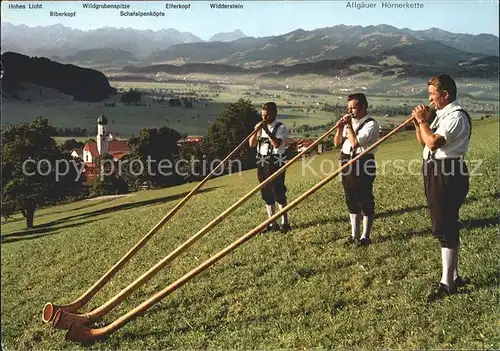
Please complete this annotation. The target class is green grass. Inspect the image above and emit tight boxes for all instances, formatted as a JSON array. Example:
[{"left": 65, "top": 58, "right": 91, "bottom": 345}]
[
  {"left": 53, "top": 136, "right": 90, "bottom": 145},
  {"left": 1, "top": 119, "right": 499, "bottom": 350}
]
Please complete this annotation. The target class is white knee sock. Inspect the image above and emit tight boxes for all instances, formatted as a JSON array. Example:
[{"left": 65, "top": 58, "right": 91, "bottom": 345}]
[
  {"left": 349, "top": 213, "right": 361, "bottom": 239},
  {"left": 361, "top": 215, "right": 374, "bottom": 239},
  {"left": 278, "top": 203, "right": 288, "bottom": 225},
  {"left": 453, "top": 246, "right": 460, "bottom": 281},
  {"left": 266, "top": 204, "right": 275, "bottom": 218},
  {"left": 440, "top": 247, "right": 458, "bottom": 287}
]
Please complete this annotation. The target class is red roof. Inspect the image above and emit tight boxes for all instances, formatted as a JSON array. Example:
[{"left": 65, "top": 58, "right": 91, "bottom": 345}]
[
  {"left": 297, "top": 139, "right": 315, "bottom": 147},
  {"left": 83, "top": 140, "right": 130, "bottom": 157},
  {"left": 112, "top": 151, "right": 130, "bottom": 160},
  {"left": 83, "top": 141, "right": 99, "bottom": 157},
  {"left": 109, "top": 140, "right": 130, "bottom": 153}
]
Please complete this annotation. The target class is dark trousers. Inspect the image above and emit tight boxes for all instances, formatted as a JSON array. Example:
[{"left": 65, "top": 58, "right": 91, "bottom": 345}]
[
  {"left": 340, "top": 153, "right": 376, "bottom": 215},
  {"left": 423, "top": 158, "right": 469, "bottom": 248},
  {"left": 257, "top": 155, "right": 287, "bottom": 205}
]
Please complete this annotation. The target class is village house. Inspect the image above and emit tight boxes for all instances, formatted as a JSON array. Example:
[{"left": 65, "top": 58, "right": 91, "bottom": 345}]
[
  {"left": 177, "top": 135, "right": 204, "bottom": 146},
  {"left": 286, "top": 138, "right": 320, "bottom": 154},
  {"left": 70, "top": 148, "right": 83, "bottom": 160}
]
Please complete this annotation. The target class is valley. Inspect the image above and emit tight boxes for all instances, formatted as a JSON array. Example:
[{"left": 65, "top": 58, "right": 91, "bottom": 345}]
[{"left": 2, "top": 74, "right": 498, "bottom": 139}]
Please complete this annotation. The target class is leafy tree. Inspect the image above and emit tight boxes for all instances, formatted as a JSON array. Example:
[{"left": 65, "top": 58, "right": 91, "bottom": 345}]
[
  {"left": 1, "top": 117, "right": 83, "bottom": 227},
  {"left": 201, "top": 98, "right": 260, "bottom": 171},
  {"left": 120, "top": 88, "right": 142, "bottom": 103},
  {"left": 61, "top": 139, "right": 84, "bottom": 152},
  {"left": 169, "top": 98, "right": 182, "bottom": 107},
  {"left": 90, "top": 154, "right": 129, "bottom": 196},
  {"left": 126, "top": 126, "right": 183, "bottom": 187},
  {"left": 178, "top": 142, "right": 204, "bottom": 181}
]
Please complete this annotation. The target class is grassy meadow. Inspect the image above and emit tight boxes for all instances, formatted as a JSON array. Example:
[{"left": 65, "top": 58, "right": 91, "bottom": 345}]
[{"left": 1, "top": 118, "right": 499, "bottom": 349}]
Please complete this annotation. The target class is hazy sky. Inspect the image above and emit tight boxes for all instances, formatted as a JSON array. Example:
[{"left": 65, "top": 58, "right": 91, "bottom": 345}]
[{"left": 1, "top": 1, "right": 498, "bottom": 39}]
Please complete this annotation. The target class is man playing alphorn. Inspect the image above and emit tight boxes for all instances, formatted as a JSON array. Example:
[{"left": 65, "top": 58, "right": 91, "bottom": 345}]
[
  {"left": 333, "top": 93, "right": 380, "bottom": 246},
  {"left": 412, "top": 73, "right": 471, "bottom": 301},
  {"left": 249, "top": 102, "right": 292, "bottom": 233}
]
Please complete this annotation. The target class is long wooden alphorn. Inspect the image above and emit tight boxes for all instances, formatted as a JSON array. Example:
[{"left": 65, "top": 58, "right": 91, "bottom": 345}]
[
  {"left": 65, "top": 112, "right": 420, "bottom": 342},
  {"left": 42, "top": 125, "right": 263, "bottom": 323},
  {"left": 52, "top": 120, "right": 342, "bottom": 329}
]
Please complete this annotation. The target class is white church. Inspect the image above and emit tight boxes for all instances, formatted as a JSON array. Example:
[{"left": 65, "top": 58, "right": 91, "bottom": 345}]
[{"left": 71, "top": 115, "right": 130, "bottom": 184}]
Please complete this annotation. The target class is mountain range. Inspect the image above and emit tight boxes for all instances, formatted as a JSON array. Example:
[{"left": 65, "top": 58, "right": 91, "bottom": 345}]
[
  {"left": 1, "top": 22, "right": 497, "bottom": 66},
  {"left": 150, "top": 25, "right": 499, "bottom": 66},
  {"left": 0, "top": 22, "right": 249, "bottom": 60},
  {"left": 121, "top": 51, "right": 498, "bottom": 80},
  {"left": 209, "top": 29, "right": 248, "bottom": 43}
]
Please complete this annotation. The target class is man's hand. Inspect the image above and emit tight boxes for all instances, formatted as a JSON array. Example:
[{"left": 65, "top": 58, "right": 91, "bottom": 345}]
[
  {"left": 335, "top": 114, "right": 351, "bottom": 128},
  {"left": 412, "top": 105, "right": 430, "bottom": 124},
  {"left": 343, "top": 113, "right": 353, "bottom": 126}
]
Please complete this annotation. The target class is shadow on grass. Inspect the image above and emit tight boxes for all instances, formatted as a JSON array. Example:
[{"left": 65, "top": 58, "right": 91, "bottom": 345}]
[
  {"left": 1, "top": 218, "right": 106, "bottom": 245},
  {"left": 293, "top": 204, "right": 428, "bottom": 233},
  {"left": 294, "top": 216, "right": 344, "bottom": 230},
  {"left": 375, "top": 228, "right": 429, "bottom": 244},
  {"left": 461, "top": 216, "right": 498, "bottom": 229},
  {"left": 375, "top": 215, "right": 498, "bottom": 244},
  {"left": 3, "top": 186, "right": 222, "bottom": 237},
  {"left": 375, "top": 193, "right": 490, "bottom": 220},
  {"left": 29, "top": 197, "right": 123, "bottom": 220},
  {"left": 376, "top": 204, "right": 427, "bottom": 219},
  {"left": 0, "top": 197, "right": 121, "bottom": 226},
  {"left": 463, "top": 270, "right": 499, "bottom": 292}
]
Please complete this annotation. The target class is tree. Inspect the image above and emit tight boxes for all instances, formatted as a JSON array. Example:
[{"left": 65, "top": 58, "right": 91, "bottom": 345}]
[
  {"left": 1, "top": 117, "right": 83, "bottom": 228},
  {"left": 90, "top": 154, "right": 129, "bottom": 196},
  {"left": 169, "top": 98, "right": 182, "bottom": 107},
  {"left": 120, "top": 88, "right": 142, "bottom": 103},
  {"left": 201, "top": 98, "right": 260, "bottom": 171},
  {"left": 126, "top": 126, "right": 183, "bottom": 187},
  {"left": 61, "top": 139, "right": 84, "bottom": 152}
]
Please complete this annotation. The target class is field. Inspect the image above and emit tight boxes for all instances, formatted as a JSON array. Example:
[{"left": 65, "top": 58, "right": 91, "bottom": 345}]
[
  {"left": 2, "top": 75, "right": 498, "bottom": 139},
  {"left": 1, "top": 118, "right": 499, "bottom": 349}
]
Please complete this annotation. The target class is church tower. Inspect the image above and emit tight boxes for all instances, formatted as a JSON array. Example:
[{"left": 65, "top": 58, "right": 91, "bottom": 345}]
[{"left": 97, "top": 114, "right": 108, "bottom": 154}]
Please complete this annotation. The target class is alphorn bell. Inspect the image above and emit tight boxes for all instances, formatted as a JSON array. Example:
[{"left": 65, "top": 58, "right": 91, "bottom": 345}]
[
  {"left": 66, "top": 109, "right": 426, "bottom": 342},
  {"left": 42, "top": 124, "right": 263, "bottom": 323},
  {"left": 52, "top": 119, "right": 343, "bottom": 329}
]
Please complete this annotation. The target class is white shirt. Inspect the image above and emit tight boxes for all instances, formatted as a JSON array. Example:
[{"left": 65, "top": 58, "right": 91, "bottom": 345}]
[
  {"left": 341, "top": 114, "right": 380, "bottom": 155},
  {"left": 423, "top": 101, "right": 471, "bottom": 160},
  {"left": 258, "top": 120, "right": 288, "bottom": 155}
]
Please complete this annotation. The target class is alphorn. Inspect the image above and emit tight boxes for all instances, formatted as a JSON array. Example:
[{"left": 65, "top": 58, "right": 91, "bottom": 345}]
[
  {"left": 42, "top": 125, "right": 263, "bottom": 323},
  {"left": 52, "top": 120, "right": 343, "bottom": 329},
  {"left": 65, "top": 112, "right": 422, "bottom": 342}
]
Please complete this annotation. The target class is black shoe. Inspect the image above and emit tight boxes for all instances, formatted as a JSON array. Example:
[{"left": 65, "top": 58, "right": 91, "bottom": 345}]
[
  {"left": 264, "top": 223, "right": 280, "bottom": 233},
  {"left": 454, "top": 276, "right": 470, "bottom": 288},
  {"left": 358, "top": 237, "right": 372, "bottom": 246},
  {"left": 346, "top": 236, "right": 356, "bottom": 244},
  {"left": 427, "top": 283, "right": 457, "bottom": 302},
  {"left": 280, "top": 223, "right": 292, "bottom": 233}
]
